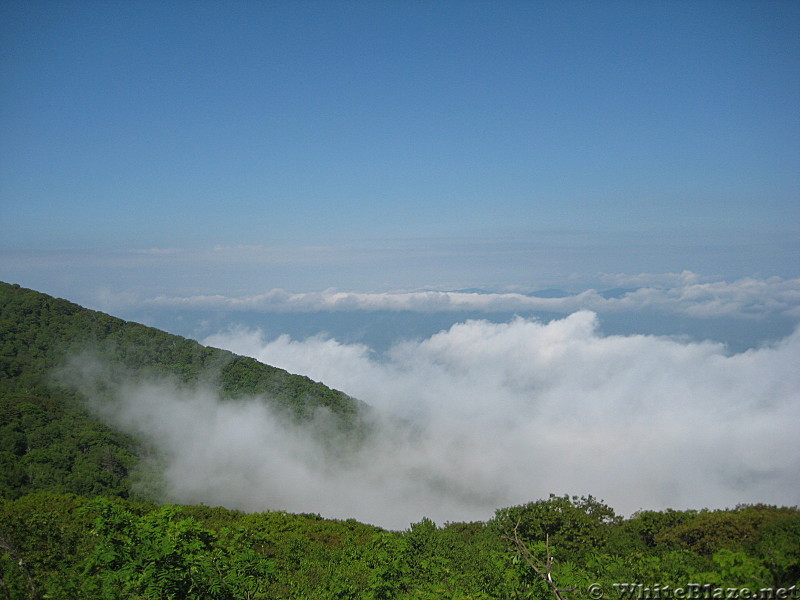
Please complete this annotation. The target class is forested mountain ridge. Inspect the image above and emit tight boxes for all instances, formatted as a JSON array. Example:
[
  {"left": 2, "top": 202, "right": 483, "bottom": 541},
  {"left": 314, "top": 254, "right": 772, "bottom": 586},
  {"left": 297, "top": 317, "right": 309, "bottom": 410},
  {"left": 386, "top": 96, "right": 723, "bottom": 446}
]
[{"left": 0, "top": 281, "right": 365, "bottom": 501}]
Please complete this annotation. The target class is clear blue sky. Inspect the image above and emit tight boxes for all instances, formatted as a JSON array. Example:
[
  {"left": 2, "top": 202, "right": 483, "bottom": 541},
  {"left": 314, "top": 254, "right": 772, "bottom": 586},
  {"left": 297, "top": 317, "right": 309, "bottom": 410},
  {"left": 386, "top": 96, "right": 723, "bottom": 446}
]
[{"left": 1, "top": 0, "right": 798, "bottom": 297}]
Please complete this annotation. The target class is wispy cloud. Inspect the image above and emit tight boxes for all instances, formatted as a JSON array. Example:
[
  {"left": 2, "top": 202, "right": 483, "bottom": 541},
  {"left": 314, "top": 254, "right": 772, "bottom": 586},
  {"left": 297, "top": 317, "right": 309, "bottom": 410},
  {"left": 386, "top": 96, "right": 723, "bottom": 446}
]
[
  {"left": 129, "top": 247, "right": 186, "bottom": 255},
  {"left": 143, "top": 273, "right": 800, "bottom": 320}
]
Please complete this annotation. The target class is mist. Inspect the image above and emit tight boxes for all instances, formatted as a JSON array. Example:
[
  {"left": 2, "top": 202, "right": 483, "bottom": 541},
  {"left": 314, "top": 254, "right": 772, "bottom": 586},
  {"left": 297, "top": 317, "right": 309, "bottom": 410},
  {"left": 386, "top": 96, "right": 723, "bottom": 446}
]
[{"left": 70, "top": 311, "right": 800, "bottom": 529}]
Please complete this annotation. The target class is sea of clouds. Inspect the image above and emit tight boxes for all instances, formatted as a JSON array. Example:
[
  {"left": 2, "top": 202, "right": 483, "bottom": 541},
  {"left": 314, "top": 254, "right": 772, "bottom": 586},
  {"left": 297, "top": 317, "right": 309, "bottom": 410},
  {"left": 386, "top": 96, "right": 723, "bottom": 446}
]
[{"left": 74, "top": 303, "right": 800, "bottom": 530}]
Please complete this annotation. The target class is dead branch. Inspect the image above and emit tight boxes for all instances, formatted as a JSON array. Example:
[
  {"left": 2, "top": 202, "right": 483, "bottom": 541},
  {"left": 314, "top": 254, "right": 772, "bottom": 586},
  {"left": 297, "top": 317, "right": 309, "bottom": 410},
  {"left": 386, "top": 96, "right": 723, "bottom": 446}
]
[{"left": 503, "top": 520, "right": 571, "bottom": 600}]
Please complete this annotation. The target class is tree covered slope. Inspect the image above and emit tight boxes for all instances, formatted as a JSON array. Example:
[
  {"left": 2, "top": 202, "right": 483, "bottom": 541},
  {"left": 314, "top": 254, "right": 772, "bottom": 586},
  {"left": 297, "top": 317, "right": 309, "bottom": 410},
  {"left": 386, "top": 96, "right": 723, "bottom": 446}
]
[{"left": 0, "top": 281, "right": 364, "bottom": 501}]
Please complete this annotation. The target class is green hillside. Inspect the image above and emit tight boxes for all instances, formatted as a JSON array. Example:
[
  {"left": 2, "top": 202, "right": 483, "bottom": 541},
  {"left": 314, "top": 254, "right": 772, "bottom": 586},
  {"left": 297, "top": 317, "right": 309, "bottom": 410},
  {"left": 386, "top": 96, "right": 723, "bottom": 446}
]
[{"left": 0, "top": 281, "right": 365, "bottom": 501}]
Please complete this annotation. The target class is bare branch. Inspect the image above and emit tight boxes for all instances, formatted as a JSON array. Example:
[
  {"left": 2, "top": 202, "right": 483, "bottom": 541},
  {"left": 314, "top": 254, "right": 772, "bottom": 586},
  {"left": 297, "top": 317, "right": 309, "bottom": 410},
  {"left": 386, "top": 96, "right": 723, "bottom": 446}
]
[{"left": 502, "top": 520, "right": 569, "bottom": 600}]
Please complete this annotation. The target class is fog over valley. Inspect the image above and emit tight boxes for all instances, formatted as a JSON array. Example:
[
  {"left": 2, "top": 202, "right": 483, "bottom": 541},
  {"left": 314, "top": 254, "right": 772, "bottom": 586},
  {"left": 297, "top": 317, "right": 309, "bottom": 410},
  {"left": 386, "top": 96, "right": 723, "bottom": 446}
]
[{"left": 67, "top": 297, "right": 800, "bottom": 529}]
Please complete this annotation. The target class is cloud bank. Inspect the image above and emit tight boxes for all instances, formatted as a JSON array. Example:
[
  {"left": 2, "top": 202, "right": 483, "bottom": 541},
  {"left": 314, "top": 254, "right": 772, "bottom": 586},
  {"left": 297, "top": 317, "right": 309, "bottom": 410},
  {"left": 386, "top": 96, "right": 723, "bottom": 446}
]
[
  {"left": 142, "top": 273, "right": 800, "bottom": 320},
  {"left": 69, "top": 311, "right": 799, "bottom": 530}
]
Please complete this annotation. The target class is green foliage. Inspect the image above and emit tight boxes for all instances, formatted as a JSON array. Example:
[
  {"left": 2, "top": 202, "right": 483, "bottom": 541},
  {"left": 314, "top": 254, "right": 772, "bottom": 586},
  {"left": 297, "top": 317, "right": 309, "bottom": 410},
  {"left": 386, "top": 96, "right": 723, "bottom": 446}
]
[
  {"left": 756, "top": 511, "right": 800, "bottom": 586},
  {"left": 492, "top": 494, "right": 620, "bottom": 561},
  {"left": 1, "top": 492, "right": 797, "bottom": 599},
  {"left": 79, "top": 498, "right": 275, "bottom": 599},
  {"left": 653, "top": 504, "right": 800, "bottom": 573},
  {"left": 0, "top": 492, "right": 96, "bottom": 598},
  {"left": 366, "top": 532, "right": 413, "bottom": 599},
  {"left": 622, "top": 508, "right": 698, "bottom": 548},
  {"left": 0, "top": 389, "right": 137, "bottom": 500},
  {"left": 695, "top": 548, "right": 773, "bottom": 589}
]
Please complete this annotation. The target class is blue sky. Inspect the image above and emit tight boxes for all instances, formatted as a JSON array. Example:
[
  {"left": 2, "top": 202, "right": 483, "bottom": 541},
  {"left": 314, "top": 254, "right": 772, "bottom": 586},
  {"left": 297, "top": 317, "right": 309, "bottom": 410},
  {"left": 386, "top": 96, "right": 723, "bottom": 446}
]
[{"left": 1, "top": 0, "right": 799, "bottom": 300}]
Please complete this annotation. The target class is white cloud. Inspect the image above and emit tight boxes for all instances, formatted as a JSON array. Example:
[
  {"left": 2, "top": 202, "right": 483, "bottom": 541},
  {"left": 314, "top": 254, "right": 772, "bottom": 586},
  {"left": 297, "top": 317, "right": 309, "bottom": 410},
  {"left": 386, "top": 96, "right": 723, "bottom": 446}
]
[
  {"left": 197, "top": 312, "right": 800, "bottom": 526},
  {"left": 144, "top": 273, "right": 800, "bottom": 320},
  {"left": 67, "top": 311, "right": 800, "bottom": 530},
  {"left": 147, "top": 288, "right": 596, "bottom": 313},
  {"left": 129, "top": 247, "right": 186, "bottom": 255},
  {"left": 598, "top": 270, "right": 705, "bottom": 288}
]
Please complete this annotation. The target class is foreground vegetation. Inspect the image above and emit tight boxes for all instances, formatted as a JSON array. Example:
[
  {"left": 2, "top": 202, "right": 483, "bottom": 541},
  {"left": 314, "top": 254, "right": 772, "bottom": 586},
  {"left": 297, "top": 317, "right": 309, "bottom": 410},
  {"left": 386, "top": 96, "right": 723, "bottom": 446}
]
[
  {"left": 2, "top": 492, "right": 798, "bottom": 599},
  {"left": 1, "top": 282, "right": 798, "bottom": 598}
]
